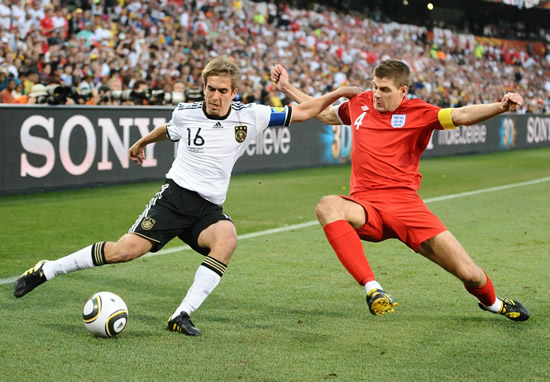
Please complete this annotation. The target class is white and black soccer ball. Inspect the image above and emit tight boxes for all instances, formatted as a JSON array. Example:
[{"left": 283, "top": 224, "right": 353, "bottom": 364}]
[{"left": 82, "top": 291, "right": 128, "bottom": 338}]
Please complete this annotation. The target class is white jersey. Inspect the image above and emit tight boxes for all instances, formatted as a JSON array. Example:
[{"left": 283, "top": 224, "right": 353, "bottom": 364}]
[{"left": 165, "top": 101, "right": 292, "bottom": 205}]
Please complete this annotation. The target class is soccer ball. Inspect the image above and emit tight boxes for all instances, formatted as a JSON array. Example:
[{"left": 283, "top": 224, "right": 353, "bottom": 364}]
[{"left": 82, "top": 291, "right": 128, "bottom": 338}]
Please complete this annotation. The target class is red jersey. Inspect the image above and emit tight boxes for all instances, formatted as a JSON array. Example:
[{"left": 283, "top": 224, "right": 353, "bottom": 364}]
[{"left": 336, "top": 91, "right": 455, "bottom": 195}]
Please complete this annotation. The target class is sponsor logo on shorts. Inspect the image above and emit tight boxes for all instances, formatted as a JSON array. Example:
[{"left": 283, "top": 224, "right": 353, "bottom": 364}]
[{"left": 141, "top": 217, "right": 156, "bottom": 230}]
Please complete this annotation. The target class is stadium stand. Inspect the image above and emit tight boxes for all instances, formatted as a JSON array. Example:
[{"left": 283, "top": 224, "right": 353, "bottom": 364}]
[{"left": 0, "top": 0, "right": 548, "bottom": 113}]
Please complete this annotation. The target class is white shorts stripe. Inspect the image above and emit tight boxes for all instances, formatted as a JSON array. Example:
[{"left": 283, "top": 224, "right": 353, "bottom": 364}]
[{"left": 129, "top": 183, "right": 170, "bottom": 233}]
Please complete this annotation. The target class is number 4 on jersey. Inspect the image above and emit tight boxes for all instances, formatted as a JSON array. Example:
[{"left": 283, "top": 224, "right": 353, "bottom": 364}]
[{"left": 353, "top": 112, "right": 367, "bottom": 130}]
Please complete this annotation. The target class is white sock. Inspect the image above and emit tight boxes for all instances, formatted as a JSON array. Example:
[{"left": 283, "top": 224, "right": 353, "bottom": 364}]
[
  {"left": 172, "top": 265, "right": 221, "bottom": 317},
  {"left": 365, "top": 280, "right": 383, "bottom": 294},
  {"left": 42, "top": 244, "right": 95, "bottom": 280},
  {"left": 483, "top": 298, "right": 503, "bottom": 313}
]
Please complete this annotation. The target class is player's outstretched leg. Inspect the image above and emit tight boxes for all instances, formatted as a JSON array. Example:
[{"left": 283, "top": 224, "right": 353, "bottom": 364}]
[
  {"left": 13, "top": 260, "right": 49, "bottom": 298},
  {"left": 366, "top": 288, "right": 398, "bottom": 316},
  {"left": 478, "top": 298, "right": 530, "bottom": 321},
  {"left": 167, "top": 312, "right": 202, "bottom": 336}
]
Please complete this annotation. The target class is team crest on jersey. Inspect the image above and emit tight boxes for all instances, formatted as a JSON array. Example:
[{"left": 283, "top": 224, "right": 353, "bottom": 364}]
[
  {"left": 235, "top": 125, "right": 247, "bottom": 143},
  {"left": 141, "top": 217, "right": 156, "bottom": 230},
  {"left": 391, "top": 114, "right": 407, "bottom": 128}
]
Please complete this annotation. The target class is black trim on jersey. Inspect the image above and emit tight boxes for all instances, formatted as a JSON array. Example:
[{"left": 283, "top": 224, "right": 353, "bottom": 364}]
[
  {"left": 285, "top": 105, "right": 293, "bottom": 126},
  {"left": 165, "top": 123, "right": 179, "bottom": 142},
  {"left": 202, "top": 102, "right": 232, "bottom": 120},
  {"left": 177, "top": 102, "right": 203, "bottom": 110},
  {"left": 231, "top": 102, "right": 253, "bottom": 110}
]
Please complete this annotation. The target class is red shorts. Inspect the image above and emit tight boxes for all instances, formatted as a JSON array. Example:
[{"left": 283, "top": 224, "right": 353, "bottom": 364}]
[{"left": 341, "top": 189, "right": 447, "bottom": 252}]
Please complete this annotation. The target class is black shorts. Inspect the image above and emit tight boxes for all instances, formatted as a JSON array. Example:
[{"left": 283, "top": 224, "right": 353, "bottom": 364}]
[{"left": 129, "top": 179, "right": 233, "bottom": 255}]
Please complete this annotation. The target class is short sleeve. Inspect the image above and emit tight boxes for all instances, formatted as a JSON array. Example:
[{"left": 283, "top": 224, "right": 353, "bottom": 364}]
[
  {"left": 336, "top": 101, "right": 351, "bottom": 125},
  {"left": 166, "top": 107, "right": 181, "bottom": 141}
]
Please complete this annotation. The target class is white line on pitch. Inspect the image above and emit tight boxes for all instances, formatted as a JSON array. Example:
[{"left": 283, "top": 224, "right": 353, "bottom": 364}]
[{"left": 2, "top": 176, "right": 549, "bottom": 286}]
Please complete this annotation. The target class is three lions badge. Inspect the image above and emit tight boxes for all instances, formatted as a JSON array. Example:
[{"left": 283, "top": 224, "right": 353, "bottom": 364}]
[
  {"left": 235, "top": 126, "right": 247, "bottom": 143},
  {"left": 391, "top": 114, "right": 406, "bottom": 128}
]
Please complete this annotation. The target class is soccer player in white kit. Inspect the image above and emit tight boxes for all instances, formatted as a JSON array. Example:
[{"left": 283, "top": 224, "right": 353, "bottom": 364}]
[{"left": 13, "top": 56, "right": 360, "bottom": 336}]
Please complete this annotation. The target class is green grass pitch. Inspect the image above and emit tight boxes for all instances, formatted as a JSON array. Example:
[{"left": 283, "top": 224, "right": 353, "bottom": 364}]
[{"left": 1, "top": 148, "right": 549, "bottom": 381}]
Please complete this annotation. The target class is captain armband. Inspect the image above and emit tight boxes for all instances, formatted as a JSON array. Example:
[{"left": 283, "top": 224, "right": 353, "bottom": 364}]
[{"left": 438, "top": 108, "right": 456, "bottom": 130}]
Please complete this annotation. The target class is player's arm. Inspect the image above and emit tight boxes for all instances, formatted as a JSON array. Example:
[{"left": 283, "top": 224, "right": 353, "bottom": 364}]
[
  {"left": 271, "top": 64, "right": 343, "bottom": 125},
  {"left": 449, "top": 92, "right": 522, "bottom": 126},
  {"left": 290, "top": 86, "right": 361, "bottom": 123},
  {"left": 129, "top": 124, "right": 169, "bottom": 165}
]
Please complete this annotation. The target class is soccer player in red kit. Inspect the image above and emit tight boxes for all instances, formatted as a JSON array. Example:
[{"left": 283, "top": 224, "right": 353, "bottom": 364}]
[{"left": 271, "top": 60, "right": 530, "bottom": 321}]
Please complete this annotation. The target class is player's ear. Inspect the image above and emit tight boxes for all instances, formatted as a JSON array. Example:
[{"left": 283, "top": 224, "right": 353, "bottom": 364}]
[{"left": 231, "top": 87, "right": 238, "bottom": 99}]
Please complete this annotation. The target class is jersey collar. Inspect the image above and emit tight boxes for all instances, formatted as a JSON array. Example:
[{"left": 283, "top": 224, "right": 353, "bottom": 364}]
[{"left": 202, "top": 102, "right": 232, "bottom": 120}]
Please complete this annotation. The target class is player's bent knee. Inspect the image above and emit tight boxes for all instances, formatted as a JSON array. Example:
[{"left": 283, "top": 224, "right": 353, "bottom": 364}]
[
  {"left": 201, "top": 222, "right": 238, "bottom": 257},
  {"left": 217, "top": 233, "right": 237, "bottom": 253},
  {"left": 315, "top": 195, "right": 343, "bottom": 222}
]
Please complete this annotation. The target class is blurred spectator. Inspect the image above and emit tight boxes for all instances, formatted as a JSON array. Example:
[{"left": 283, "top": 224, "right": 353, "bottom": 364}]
[
  {"left": 0, "top": 68, "right": 8, "bottom": 91},
  {"left": 96, "top": 85, "right": 115, "bottom": 106},
  {"left": 25, "top": 83, "right": 49, "bottom": 104},
  {"left": 1, "top": 77, "right": 17, "bottom": 103},
  {"left": 185, "top": 84, "right": 204, "bottom": 103},
  {"left": 40, "top": 4, "right": 55, "bottom": 37},
  {"left": 150, "top": 79, "right": 186, "bottom": 105},
  {"left": 0, "top": 1, "right": 11, "bottom": 31},
  {"left": 44, "top": 83, "right": 76, "bottom": 105},
  {"left": 12, "top": 78, "right": 23, "bottom": 98},
  {"left": 130, "top": 79, "right": 149, "bottom": 106},
  {"left": 0, "top": 0, "right": 547, "bottom": 113}
]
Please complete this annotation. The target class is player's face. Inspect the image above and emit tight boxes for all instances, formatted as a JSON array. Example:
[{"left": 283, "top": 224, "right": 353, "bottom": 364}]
[
  {"left": 372, "top": 77, "right": 407, "bottom": 112},
  {"left": 203, "top": 75, "right": 238, "bottom": 117}
]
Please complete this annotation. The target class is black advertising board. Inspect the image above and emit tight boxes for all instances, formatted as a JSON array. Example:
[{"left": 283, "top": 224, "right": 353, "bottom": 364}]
[{"left": 1, "top": 105, "right": 549, "bottom": 195}]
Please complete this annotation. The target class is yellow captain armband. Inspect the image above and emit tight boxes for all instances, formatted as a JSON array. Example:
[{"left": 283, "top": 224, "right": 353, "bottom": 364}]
[{"left": 438, "top": 108, "right": 456, "bottom": 130}]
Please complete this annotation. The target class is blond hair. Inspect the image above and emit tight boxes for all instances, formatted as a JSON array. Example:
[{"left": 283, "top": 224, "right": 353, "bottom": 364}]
[{"left": 201, "top": 55, "right": 241, "bottom": 91}]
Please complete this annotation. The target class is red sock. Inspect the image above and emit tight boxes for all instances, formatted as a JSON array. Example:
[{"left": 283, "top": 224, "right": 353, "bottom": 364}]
[
  {"left": 323, "top": 220, "right": 375, "bottom": 286},
  {"left": 464, "top": 271, "right": 496, "bottom": 306}
]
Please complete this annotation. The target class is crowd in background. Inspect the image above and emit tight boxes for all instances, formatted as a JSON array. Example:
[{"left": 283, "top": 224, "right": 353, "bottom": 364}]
[{"left": 0, "top": 0, "right": 549, "bottom": 113}]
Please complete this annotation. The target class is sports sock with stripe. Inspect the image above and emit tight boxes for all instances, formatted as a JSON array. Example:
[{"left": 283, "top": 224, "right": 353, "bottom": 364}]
[
  {"left": 323, "top": 220, "right": 375, "bottom": 286},
  {"left": 172, "top": 256, "right": 227, "bottom": 317},
  {"left": 42, "top": 242, "right": 106, "bottom": 280}
]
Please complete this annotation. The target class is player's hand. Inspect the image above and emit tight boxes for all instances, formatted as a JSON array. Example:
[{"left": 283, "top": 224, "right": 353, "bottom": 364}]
[
  {"left": 338, "top": 86, "right": 362, "bottom": 100},
  {"left": 501, "top": 92, "right": 522, "bottom": 112},
  {"left": 129, "top": 143, "right": 145, "bottom": 165},
  {"left": 271, "top": 64, "right": 289, "bottom": 91}
]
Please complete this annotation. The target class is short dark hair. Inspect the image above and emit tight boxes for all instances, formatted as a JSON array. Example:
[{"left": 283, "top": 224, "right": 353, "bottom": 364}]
[
  {"left": 133, "top": 79, "right": 148, "bottom": 89},
  {"left": 98, "top": 85, "right": 111, "bottom": 94},
  {"left": 373, "top": 60, "right": 411, "bottom": 88}
]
